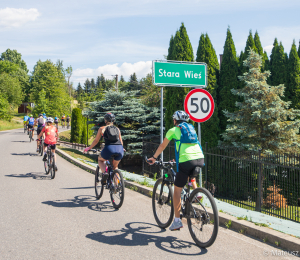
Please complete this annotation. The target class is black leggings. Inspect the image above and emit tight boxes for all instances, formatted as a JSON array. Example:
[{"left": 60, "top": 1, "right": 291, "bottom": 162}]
[{"left": 174, "top": 158, "right": 205, "bottom": 188}]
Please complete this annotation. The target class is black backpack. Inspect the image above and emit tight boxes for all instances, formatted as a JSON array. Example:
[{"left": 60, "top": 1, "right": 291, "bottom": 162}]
[{"left": 104, "top": 125, "right": 119, "bottom": 141}]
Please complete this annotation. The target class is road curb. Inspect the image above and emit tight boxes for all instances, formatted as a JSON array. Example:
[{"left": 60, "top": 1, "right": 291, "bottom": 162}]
[{"left": 56, "top": 148, "right": 300, "bottom": 252}]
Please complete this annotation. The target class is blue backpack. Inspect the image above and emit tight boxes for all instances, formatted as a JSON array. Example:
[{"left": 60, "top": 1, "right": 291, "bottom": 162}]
[
  {"left": 28, "top": 117, "right": 35, "bottom": 126},
  {"left": 174, "top": 122, "right": 203, "bottom": 172}
]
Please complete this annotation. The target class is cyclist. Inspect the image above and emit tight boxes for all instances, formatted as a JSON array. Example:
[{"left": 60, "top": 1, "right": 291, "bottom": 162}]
[
  {"left": 23, "top": 114, "right": 29, "bottom": 131},
  {"left": 35, "top": 114, "right": 46, "bottom": 152},
  {"left": 54, "top": 116, "right": 59, "bottom": 129},
  {"left": 147, "top": 111, "right": 204, "bottom": 231},
  {"left": 66, "top": 115, "right": 70, "bottom": 128},
  {"left": 37, "top": 117, "right": 59, "bottom": 171},
  {"left": 84, "top": 113, "right": 124, "bottom": 181},
  {"left": 27, "top": 114, "right": 35, "bottom": 139},
  {"left": 61, "top": 114, "right": 66, "bottom": 127}
]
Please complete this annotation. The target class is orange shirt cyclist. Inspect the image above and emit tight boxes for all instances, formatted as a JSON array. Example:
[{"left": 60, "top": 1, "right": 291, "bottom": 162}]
[{"left": 37, "top": 117, "right": 59, "bottom": 171}]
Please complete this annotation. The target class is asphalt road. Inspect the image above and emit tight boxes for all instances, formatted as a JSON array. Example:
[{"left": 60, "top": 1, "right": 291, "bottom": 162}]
[{"left": 0, "top": 128, "right": 298, "bottom": 260}]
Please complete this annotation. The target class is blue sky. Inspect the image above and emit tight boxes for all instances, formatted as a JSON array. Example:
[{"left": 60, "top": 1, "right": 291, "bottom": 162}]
[{"left": 1, "top": 0, "right": 300, "bottom": 86}]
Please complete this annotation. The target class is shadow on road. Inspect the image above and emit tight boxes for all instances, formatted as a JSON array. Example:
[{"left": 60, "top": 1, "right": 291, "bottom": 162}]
[
  {"left": 11, "top": 152, "right": 39, "bottom": 156},
  {"left": 86, "top": 222, "right": 207, "bottom": 256},
  {"left": 5, "top": 172, "right": 51, "bottom": 180},
  {"left": 61, "top": 186, "right": 94, "bottom": 190},
  {"left": 11, "top": 141, "right": 30, "bottom": 143},
  {"left": 42, "top": 195, "right": 116, "bottom": 212}
]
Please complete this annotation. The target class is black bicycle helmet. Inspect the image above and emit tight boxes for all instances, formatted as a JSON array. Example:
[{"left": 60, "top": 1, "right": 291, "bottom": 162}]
[
  {"left": 172, "top": 111, "right": 189, "bottom": 122},
  {"left": 104, "top": 113, "right": 115, "bottom": 122}
]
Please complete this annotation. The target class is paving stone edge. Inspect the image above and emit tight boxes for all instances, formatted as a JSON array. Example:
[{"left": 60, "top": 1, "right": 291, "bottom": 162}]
[{"left": 56, "top": 147, "right": 300, "bottom": 252}]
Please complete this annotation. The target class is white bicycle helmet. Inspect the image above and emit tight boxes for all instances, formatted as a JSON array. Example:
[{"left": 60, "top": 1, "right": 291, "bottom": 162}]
[
  {"left": 46, "top": 117, "right": 54, "bottom": 123},
  {"left": 172, "top": 111, "right": 189, "bottom": 122}
]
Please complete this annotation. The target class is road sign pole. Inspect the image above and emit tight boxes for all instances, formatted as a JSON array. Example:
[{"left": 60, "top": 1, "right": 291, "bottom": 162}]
[
  {"left": 160, "top": 86, "right": 164, "bottom": 177},
  {"left": 198, "top": 122, "right": 202, "bottom": 188}
]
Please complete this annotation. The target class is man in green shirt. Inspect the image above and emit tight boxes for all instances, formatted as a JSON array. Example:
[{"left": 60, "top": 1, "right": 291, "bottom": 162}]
[{"left": 148, "top": 111, "right": 204, "bottom": 231}]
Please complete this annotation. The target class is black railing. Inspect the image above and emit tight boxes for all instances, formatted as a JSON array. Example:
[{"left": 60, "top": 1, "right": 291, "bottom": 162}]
[{"left": 143, "top": 138, "right": 300, "bottom": 223}]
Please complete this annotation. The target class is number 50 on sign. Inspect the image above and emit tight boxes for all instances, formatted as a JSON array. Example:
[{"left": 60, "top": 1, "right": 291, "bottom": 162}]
[{"left": 184, "top": 89, "right": 214, "bottom": 123}]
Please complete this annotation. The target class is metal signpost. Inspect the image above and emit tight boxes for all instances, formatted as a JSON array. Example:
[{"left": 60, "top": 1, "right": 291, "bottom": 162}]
[
  {"left": 152, "top": 60, "right": 208, "bottom": 179},
  {"left": 184, "top": 89, "right": 215, "bottom": 187}
]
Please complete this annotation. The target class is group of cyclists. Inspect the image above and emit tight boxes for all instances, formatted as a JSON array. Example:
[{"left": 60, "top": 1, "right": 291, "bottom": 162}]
[
  {"left": 23, "top": 109, "right": 206, "bottom": 233},
  {"left": 84, "top": 110, "right": 204, "bottom": 231},
  {"left": 23, "top": 112, "right": 61, "bottom": 171}
]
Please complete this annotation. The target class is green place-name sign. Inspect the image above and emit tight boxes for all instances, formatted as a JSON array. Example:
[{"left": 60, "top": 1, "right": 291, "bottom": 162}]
[{"left": 152, "top": 61, "right": 207, "bottom": 87}]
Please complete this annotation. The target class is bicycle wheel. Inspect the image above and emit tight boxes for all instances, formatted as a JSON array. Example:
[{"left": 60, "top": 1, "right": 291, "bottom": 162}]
[
  {"left": 110, "top": 169, "right": 124, "bottom": 209},
  {"left": 40, "top": 141, "right": 43, "bottom": 156},
  {"left": 152, "top": 178, "right": 174, "bottom": 228},
  {"left": 95, "top": 166, "right": 104, "bottom": 200},
  {"left": 29, "top": 131, "right": 32, "bottom": 142},
  {"left": 50, "top": 153, "right": 56, "bottom": 179},
  {"left": 44, "top": 153, "right": 49, "bottom": 175},
  {"left": 186, "top": 187, "right": 219, "bottom": 248},
  {"left": 24, "top": 125, "right": 26, "bottom": 133}
]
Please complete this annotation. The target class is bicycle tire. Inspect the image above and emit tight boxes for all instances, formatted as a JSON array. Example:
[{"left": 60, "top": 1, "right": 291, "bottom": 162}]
[
  {"left": 29, "top": 131, "right": 32, "bottom": 142},
  {"left": 40, "top": 141, "right": 43, "bottom": 156},
  {"left": 44, "top": 152, "right": 49, "bottom": 174},
  {"left": 24, "top": 125, "right": 26, "bottom": 133},
  {"left": 95, "top": 166, "right": 104, "bottom": 200},
  {"left": 50, "top": 153, "right": 56, "bottom": 179},
  {"left": 152, "top": 178, "right": 174, "bottom": 228},
  {"left": 110, "top": 169, "right": 125, "bottom": 209},
  {"left": 186, "top": 187, "right": 219, "bottom": 248}
]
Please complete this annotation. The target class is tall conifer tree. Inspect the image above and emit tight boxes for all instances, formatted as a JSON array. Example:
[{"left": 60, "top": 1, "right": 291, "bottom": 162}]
[
  {"left": 218, "top": 28, "right": 239, "bottom": 134},
  {"left": 196, "top": 33, "right": 220, "bottom": 146},
  {"left": 254, "top": 31, "right": 269, "bottom": 71},
  {"left": 269, "top": 39, "right": 286, "bottom": 87},
  {"left": 165, "top": 23, "right": 194, "bottom": 131},
  {"left": 222, "top": 49, "right": 300, "bottom": 153},
  {"left": 298, "top": 41, "right": 300, "bottom": 58},
  {"left": 285, "top": 41, "right": 300, "bottom": 109}
]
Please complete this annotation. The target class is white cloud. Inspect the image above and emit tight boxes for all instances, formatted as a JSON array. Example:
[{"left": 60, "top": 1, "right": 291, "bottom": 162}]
[
  {"left": 0, "top": 8, "right": 40, "bottom": 28},
  {"left": 72, "top": 61, "right": 152, "bottom": 84},
  {"left": 260, "top": 26, "right": 300, "bottom": 55}
]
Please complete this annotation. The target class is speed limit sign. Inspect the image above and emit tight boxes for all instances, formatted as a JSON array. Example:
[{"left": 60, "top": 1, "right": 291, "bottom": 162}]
[{"left": 184, "top": 89, "right": 214, "bottom": 123}]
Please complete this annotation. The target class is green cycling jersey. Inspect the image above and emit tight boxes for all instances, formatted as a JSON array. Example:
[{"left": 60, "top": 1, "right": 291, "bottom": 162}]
[{"left": 166, "top": 127, "right": 204, "bottom": 163}]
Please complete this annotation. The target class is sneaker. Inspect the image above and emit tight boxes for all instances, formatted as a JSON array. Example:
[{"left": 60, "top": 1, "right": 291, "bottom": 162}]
[
  {"left": 169, "top": 219, "right": 183, "bottom": 231},
  {"left": 55, "top": 165, "right": 58, "bottom": 171},
  {"left": 36, "top": 148, "right": 39, "bottom": 152},
  {"left": 43, "top": 154, "right": 47, "bottom": 161}
]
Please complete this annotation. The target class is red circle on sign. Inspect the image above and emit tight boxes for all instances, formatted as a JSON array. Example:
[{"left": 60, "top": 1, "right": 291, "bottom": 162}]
[{"left": 184, "top": 89, "right": 215, "bottom": 123}]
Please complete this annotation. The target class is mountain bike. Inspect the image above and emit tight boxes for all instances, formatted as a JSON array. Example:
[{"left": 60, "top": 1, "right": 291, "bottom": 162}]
[
  {"left": 44, "top": 144, "right": 56, "bottom": 179},
  {"left": 91, "top": 149, "right": 125, "bottom": 209},
  {"left": 28, "top": 128, "right": 34, "bottom": 142},
  {"left": 146, "top": 157, "right": 219, "bottom": 248},
  {"left": 37, "top": 137, "right": 44, "bottom": 156}
]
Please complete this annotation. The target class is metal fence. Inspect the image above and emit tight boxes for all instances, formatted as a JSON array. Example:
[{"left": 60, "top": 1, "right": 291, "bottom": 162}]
[{"left": 143, "top": 138, "right": 300, "bottom": 223}]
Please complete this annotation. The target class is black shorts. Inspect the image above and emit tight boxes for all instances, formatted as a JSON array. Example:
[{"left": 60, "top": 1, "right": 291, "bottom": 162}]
[
  {"left": 37, "top": 126, "right": 44, "bottom": 135},
  {"left": 28, "top": 125, "right": 34, "bottom": 129},
  {"left": 44, "top": 143, "right": 56, "bottom": 150},
  {"left": 61, "top": 119, "right": 65, "bottom": 122},
  {"left": 174, "top": 158, "right": 205, "bottom": 188}
]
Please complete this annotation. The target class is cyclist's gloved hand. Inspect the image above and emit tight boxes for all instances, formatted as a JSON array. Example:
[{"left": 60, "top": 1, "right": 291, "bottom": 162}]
[{"left": 83, "top": 147, "right": 90, "bottom": 153}]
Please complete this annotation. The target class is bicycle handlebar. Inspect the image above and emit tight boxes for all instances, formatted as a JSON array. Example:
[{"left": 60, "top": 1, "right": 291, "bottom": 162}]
[{"left": 145, "top": 156, "right": 176, "bottom": 168}]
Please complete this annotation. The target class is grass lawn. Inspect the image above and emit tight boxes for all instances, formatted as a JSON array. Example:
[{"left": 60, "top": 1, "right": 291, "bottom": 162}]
[
  {"left": 59, "top": 130, "right": 71, "bottom": 142},
  {"left": 59, "top": 129, "right": 95, "bottom": 145},
  {"left": 219, "top": 198, "right": 300, "bottom": 222},
  {"left": 59, "top": 147, "right": 98, "bottom": 164},
  {"left": 0, "top": 119, "right": 23, "bottom": 131}
]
